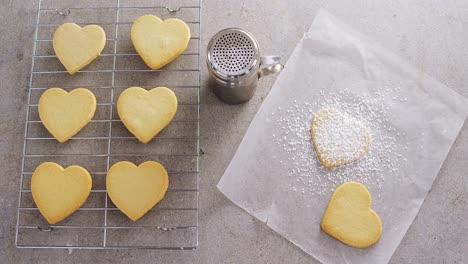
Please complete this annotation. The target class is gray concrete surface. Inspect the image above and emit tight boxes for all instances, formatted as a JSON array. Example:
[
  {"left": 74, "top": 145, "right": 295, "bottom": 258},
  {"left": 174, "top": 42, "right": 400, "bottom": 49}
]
[{"left": 1, "top": 0, "right": 467, "bottom": 263}]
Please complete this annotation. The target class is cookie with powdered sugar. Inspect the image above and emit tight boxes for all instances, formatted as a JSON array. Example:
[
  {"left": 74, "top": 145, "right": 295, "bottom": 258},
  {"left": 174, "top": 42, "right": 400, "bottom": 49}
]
[{"left": 311, "top": 107, "right": 371, "bottom": 168}]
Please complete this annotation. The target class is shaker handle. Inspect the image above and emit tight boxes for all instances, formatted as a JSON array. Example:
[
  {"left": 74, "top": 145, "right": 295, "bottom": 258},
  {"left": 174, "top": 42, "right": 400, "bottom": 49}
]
[{"left": 258, "top": 56, "right": 284, "bottom": 78}]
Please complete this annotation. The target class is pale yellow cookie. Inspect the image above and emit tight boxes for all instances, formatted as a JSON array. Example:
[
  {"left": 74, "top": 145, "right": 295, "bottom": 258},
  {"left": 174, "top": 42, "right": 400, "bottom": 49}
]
[
  {"left": 53, "top": 23, "right": 106, "bottom": 74},
  {"left": 117, "top": 87, "right": 177, "bottom": 143},
  {"left": 31, "top": 162, "right": 92, "bottom": 224},
  {"left": 131, "top": 15, "right": 191, "bottom": 70},
  {"left": 311, "top": 107, "right": 370, "bottom": 168},
  {"left": 106, "top": 161, "right": 169, "bottom": 221},
  {"left": 321, "top": 182, "right": 382, "bottom": 248},
  {"left": 38, "top": 88, "right": 96, "bottom": 143}
]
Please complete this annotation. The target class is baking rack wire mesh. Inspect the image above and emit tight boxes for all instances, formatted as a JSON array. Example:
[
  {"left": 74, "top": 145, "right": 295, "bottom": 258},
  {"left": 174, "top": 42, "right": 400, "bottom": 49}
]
[{"left": 15, "top": 0, "right": 201, "bottom": 250}]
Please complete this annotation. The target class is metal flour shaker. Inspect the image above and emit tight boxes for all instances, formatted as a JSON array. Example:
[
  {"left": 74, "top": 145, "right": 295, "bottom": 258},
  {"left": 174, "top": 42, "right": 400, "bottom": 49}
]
[{"left": 206, "top": 28, "right": 284, "bottom": 104}]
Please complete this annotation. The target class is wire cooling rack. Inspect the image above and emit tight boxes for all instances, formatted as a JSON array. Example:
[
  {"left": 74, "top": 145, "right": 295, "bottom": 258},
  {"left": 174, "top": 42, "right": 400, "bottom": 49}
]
[{"left": 15, "top": 0, "right": 201, "bottom": 249}]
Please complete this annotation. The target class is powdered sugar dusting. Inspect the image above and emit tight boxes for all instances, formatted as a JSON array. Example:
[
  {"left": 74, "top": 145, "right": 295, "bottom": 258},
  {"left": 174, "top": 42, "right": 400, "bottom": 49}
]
[
  {"left": 270, "top": 83, "right": 408, "bottom": 197},
  {"left": 312, "top": 107, "right": 370, "bottom": 168}
]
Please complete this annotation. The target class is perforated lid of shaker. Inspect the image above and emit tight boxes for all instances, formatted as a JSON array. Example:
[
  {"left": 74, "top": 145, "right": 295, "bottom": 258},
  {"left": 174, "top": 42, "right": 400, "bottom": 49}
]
[{"left": 207, "top": 28, "right": 260, "bottom": 80}]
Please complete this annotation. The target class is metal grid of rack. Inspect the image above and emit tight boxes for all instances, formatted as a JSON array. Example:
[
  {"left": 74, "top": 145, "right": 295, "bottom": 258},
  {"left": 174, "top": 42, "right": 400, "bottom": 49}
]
[{"left": 15, "top": 0, "right": 201, "bottom": 249}]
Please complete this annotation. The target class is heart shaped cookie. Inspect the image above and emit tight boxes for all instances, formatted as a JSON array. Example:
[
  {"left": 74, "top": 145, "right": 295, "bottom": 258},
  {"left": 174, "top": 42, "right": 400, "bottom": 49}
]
[
  {"left": 53, "top": 23, "right": 106, "bottom": 74},
  {"left": 39, "top": 88, "right": 96, "bottom": 143},
  {"left": 321, "top": 182, "right": 382, "bottom": 248},
  {"left": 31, "top": 162, "right": 92, "bottom": 224},
  {"left": 107, "top": 161, "right": 169, "bottom": 221},
  {"left": 131, "top": 15, "right": 191, "bottom": 70},
  {"left": 117, "top": 87, "right": 177, "bottom": 143},
  {"left": 311, "top": 107, "right": 371, "bottom": 168}
]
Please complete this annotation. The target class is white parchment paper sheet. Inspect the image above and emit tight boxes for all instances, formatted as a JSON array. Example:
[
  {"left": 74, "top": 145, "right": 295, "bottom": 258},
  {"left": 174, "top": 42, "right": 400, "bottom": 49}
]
[{"left": 217, "top": 9, "right": 468, "bottom": 264}]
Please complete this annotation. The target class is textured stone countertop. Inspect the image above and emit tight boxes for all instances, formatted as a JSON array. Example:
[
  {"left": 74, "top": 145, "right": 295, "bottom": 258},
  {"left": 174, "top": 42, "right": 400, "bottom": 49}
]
[{"left": 0, "top": 0, "right": 466, "bottom": 263}]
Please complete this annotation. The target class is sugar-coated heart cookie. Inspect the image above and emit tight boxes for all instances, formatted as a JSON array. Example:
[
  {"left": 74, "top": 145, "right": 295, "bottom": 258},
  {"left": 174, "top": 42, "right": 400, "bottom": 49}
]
[
  {"left": 106, "top": 161, "right": 169, "bottom": 221},
  {"left": 117, "top": 87, "right": 177, "bottom": 143},
  {"left": 39, "top": 88, "right": 96, "bottom": 143},
  {"left": 53, "top": 23, "right": 106, "bottom": 74},
  {"left": 321, "top": 182, "right": 382, "bottom": 248},
  {"left": 131, "top": 15, "right": 190, "bottom": 70},
  {"left": 31, "top": 162, "right": 92, "bottom": 224},
  {"left": 311, "top": 107, "right": 370, "bottom": 168}
]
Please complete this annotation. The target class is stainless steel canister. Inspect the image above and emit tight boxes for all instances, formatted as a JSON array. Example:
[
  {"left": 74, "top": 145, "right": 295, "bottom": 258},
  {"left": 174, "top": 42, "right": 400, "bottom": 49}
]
[{"left": 206, "top": 28, "right": 283, "bottom": 104}]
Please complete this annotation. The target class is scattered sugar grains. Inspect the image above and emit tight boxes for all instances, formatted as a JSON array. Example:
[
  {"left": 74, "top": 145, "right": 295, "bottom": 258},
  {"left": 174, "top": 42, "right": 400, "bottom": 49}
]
[{"left": 270, "top": 84, "right": 407, "bottom": 197}]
